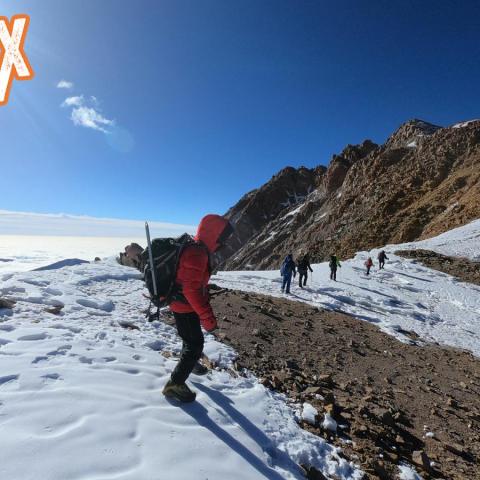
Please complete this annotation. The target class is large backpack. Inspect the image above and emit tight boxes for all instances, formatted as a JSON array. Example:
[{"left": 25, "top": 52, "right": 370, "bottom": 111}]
[{"left": 141, "top": 233, "right": 194, "bottom": 308}]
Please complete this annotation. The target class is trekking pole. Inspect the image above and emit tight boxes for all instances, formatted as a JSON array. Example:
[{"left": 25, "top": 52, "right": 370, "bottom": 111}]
[{"left": 145, "top": 222, "right": 159, "bottom": 321}]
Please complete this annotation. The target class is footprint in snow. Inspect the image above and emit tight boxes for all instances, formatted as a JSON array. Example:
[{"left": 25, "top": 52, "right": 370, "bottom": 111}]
[
  {"left": 401, "top": 286, "right": 421, "bottom": 293},
  {"left": 383, "top": 298, "right": 407, "bottom": 309},
  {"left": 0, "top": 374, "right": 19, "bottom": 386},
  {"left": 0, "top": 324, "right": 15, "bottom": 332},
  {"left": 41, "top": 373, "right": 62, "bottom": 381},
  {"left": 47, "top": 345, "right": 72, "bottom": 356},
  {"left": 334, "top": 295, "right": 356, "bottom": 305},
  {"left": 78, "top": 356, "right": 96, "bottom": 364},
  {"left": 21, "top": 279, "right": 50, "bottom": 287},
  {"left": 412, "top": 312, "right": 428, "bottom": 322},
  {"left": 18, "top": 332, "right": 50, "bottom": 341},
  {"left": 101, "top": 356, "right": 116, "bottom": 363},
  {"left": 32, "top": 356, "right": 49, "bottom": 364},
  {"left": 76, "top": 298, "right": 114, "bottom": 312},
  {"left": 145, "top": 340, "right": 164, "bottom": 351},
  {"left": 44, "top": 287, "right": 63, "bottom": 296},
  {"left": 117, "top": 367, "right": 141, "bottom": 375},
  {"left": 95, "top": 331, "right": 107, "bottom": 340},
  {"left": 415, "top": 302, "right": 428, "bottom": 310},
  {"left": 0, "top": 338, "right": 12, "bottom": 346}
]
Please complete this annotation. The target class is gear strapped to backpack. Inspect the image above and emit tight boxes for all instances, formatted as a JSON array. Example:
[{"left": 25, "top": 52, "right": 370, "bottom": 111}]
[{"left": 141, "top": 233, "right": 195, "bottom": 309}]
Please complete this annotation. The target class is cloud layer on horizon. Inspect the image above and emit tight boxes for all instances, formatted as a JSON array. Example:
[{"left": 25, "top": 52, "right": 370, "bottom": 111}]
[{"left": 0, "top": 210, "right": 196, "bottom": 238}]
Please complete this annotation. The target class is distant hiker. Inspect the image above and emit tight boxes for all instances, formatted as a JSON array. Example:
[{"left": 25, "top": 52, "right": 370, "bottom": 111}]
[
  {"left": 162, "top": 214, "right": 233, "bottom": 403},
  {"left": 298, "top": 253, "right": 313, "bottom": 288},
  {"left": 378, "top": 250, "right": 389, "bottom": 269},
  {"left": 329, "top": 254, "right": 341, "bottom": 281},
  {"left": 280, "top": 254, "right": 296, "bottom": 294},
  {"left": 364, "top": 257, "right": 373, "bottom": 275}
]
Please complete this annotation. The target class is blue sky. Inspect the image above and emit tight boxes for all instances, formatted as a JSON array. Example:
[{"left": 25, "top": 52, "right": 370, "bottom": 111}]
[{"left": 1, "top": 0, "right": 479, "bottom": 226}]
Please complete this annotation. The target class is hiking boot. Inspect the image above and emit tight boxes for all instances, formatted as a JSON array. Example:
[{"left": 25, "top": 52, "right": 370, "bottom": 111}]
[
  {"left": 162, "top": 380, "right": 196, "bottom": 403},
  {"left": 192, "top": 362, "right": 209, "bottom": 376}
]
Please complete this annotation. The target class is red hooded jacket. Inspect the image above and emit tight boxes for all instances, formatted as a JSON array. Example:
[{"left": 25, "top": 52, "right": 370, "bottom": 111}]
[{"left": 169, "top": 214, "right": 230, "bottom": 331}]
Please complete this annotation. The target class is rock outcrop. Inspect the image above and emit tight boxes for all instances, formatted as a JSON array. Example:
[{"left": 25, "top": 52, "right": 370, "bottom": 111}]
[{"left": 118, "top": 243, "right": 144, "bottom": 270}]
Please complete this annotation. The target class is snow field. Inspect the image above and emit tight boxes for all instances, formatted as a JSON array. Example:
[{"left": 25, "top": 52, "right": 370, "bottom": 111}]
[
  {"left": 214, "top": 219, "right": 480, "bottom": 357},
  {"left": 0, "top": 259, "right": 361, "bottom": 480},
  {"left": 398, "top": 218, "right": 480, "bottom": 261}
]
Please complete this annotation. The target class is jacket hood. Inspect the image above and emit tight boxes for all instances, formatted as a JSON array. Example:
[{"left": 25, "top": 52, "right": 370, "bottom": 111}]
[{"left": 195, "top": 214, "right": 231, "bottom": 253}]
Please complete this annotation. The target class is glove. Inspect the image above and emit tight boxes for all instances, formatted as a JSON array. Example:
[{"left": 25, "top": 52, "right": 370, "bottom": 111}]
[{"left": 201, "top": 316, "right": 218, "bottom": 333}]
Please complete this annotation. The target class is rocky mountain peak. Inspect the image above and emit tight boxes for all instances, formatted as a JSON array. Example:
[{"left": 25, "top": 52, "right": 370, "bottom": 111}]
[
  {"left": 324, "top": 139, "right": 378, "bottom": 192},
  {"left": 340, "top": 139, "right": 378, "bottom": 162},
  {"left": 386, "top": 118, "right": 442, "bottom": 150}
]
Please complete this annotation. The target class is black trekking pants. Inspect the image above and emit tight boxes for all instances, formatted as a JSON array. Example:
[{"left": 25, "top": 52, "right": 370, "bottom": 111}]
[
  {"left": 171, "top": 311, "right": 204, "bottom": 384},
  {"left": 299, "top": 270, "right": 308, "bottom": 287},
  {"left": 330, "top": 267, "right": 337, "bottom": 281}
]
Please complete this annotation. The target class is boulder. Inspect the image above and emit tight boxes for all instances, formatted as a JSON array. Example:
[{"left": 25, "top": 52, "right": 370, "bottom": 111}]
[{"left": 118, "top": 242, "right": 144, "bottom": 270}]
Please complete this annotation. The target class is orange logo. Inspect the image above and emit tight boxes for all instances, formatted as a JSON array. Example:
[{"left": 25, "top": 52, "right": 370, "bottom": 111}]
[{"left": 0, "top": 14, "right": 34, "bottom": 106}]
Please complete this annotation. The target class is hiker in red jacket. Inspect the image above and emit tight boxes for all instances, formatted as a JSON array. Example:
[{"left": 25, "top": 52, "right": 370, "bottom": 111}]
[
  {"left": 162, "top": 214, "right": 233, "bottom": 403},
  {"left": 364, "top": 257, "right": 373, "bottom": 275}
]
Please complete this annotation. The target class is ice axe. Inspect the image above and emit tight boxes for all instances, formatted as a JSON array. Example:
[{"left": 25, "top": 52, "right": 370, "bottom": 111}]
[{"left": 145, "top": 221, "right": 160, "bottom": 321}]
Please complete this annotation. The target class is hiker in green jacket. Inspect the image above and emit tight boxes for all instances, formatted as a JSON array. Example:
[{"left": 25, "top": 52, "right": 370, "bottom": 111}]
[{"left": 329, "top": 254, "right": 341, "bottom": 281}]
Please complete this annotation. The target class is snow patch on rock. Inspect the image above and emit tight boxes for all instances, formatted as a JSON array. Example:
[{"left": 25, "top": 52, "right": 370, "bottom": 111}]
[{"left": 301, "top": 402, "right": 318, "bottom": 425}]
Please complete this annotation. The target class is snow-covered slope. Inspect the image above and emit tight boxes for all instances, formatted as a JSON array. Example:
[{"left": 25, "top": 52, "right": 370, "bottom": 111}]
[
  {"left": 0, "top": 259, "right": 361, "bottom": 480},
  {"left": 400, "top": 217, "right": 480, "bottom": 261},
  {"left": 215, "top": 219, "right": 480, "bottom": 357}
]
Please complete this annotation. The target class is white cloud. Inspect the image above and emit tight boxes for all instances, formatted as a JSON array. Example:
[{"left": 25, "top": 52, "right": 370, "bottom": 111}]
[
  {"left": 71, "top": 106, "right": 114, "bottom": 133},
  {"left": 61, "top": 95, "right": 84, "bottom": 107},
  {"left": 59, "top": 86, "right": 114, "bottom": 134},
  {"left": 57, "top": 80, "right": 74, "bottom": 89}
]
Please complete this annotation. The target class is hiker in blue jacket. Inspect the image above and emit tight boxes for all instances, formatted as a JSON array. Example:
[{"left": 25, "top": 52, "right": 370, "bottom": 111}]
[{"left": 280, "top": 254, "right": 297, "bottom": 294}]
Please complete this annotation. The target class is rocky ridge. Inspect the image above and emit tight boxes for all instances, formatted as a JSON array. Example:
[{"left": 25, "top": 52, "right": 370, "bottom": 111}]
[{"left": 220, "top": 119, "right": 480, "bottom": 270}]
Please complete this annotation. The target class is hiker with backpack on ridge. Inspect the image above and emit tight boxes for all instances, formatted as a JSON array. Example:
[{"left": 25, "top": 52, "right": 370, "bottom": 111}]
[
  {"left": 298, "top": 253, "right": 313, "bottom": 288},
  {"left": 364, "top": 257, "right": 373, "bottom": 275},
  {"left": 161, "top": 214, "right": 233, "bottom": 403},
  {"left": 378, "top": 250, "right": 389, "bottom": 269},
  {"left": 329, "top": 254, "right": 341, "bottom": 281},
  {"left": 280, "top": 254, "right": 296, "bottom": 294}
]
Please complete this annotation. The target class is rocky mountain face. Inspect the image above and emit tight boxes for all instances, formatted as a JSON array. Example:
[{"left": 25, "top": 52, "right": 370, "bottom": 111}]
[
  {"left": 215, "top": 165, "right": 325, "bottom": 267},
  {"left": 220, "top": 119, "right": 480, "bottom": 270}
]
